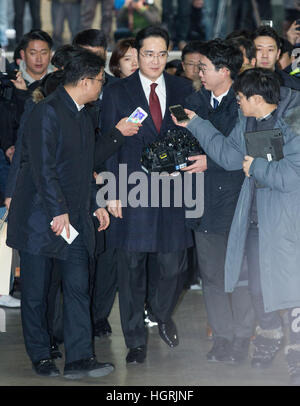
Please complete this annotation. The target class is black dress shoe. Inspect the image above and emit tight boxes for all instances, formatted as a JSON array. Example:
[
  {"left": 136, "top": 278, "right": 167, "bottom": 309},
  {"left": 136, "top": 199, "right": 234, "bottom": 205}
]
[
  {"left": 126, "top": 346, "right": 146, "bottom": 364},
  {"left": 94, "top": 318, "right": 112, "bottom": 338},
  {"left": 64, "top": 356, "right": 114, "bottom": 379},
  {"left": 226, "top": 337, "right": 250, "bottom": 365},
  {"left": 206, "top": 337, "right": 232, "bottom": 362},
  {"left": 50, "top": 343, "right": 63, "bottom": 359},
  {"left": 32, "top": 359, "right": 60, "bottom": 377},
  {"left": 158, "top": 319, "right": 179, "bottom": 348}
]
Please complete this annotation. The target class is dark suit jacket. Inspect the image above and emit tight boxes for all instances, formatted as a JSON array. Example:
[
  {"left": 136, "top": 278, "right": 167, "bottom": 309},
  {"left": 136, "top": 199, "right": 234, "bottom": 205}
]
[
  {"left": 184, "top": 86, "right": 245, "bottom": 233},
  {"left": 101, "top": 70, "right": 194, "bottom": 253},
  {"left": 7, "top": 85, "right": 97, "bottom": 259}
]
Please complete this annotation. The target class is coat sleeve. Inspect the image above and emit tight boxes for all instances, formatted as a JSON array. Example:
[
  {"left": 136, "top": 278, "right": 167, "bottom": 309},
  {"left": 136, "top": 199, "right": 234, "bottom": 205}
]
[
  {"left": 249, "top": 120, "right": 300, "bottom": 193},
  {"left": 187, "top": 115, "right": 245, "bottom": 171},
  {"left": 25, "top": 103, "right": 68, "bottom": 218}
]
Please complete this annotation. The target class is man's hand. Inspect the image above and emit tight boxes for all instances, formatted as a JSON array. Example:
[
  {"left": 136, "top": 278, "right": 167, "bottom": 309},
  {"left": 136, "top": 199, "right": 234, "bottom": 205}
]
[
  {"left": 94, "top": 208, "right": 110, "bottom": 231},
  {"left": 115, "top": 118, "right": 141, "bottom": 137},
  {"left": 107, "top": 200, "right": 122, "bottom": 218},
  {"left": 287, "top": 20, "right": 300, "bottom": 45},
  {"left": 243, "top": 155, "right": 254, "bottom": 177},
  {"left": 171, "top": 108, "right": 196, "bottom": 127},
  {"left": 5, "top": 146, "right": 15, "bottom": 162},
  {"left": 181, "top": 154, "right": 207, "bottom": 173},
  {"left": 10, "top": 71, "right": 27, "bottom": 91},
  {"left": 51, "top": 213, "right": 70, "bottom": 238},
  {"left": 4, "top": 198, "right": 11, "bottom": 210}
]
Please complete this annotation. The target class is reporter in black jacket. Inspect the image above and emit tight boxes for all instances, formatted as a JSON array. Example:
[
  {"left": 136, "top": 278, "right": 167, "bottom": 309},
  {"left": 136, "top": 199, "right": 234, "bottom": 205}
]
[{"left": 184, "top": 39, "right": 255, "bottom": 364}]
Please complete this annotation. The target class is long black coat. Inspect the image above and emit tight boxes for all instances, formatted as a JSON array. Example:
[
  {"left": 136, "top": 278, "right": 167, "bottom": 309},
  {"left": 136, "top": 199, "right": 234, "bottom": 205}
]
[
  {"left": 185, "top": 86, "right": 245, "bottom": 233},
  {"left": 7, "top": 85, "right": 97, "bottom": 259},
  {"left": 101, "top": 70, "right": 194, "bottom": 253}
]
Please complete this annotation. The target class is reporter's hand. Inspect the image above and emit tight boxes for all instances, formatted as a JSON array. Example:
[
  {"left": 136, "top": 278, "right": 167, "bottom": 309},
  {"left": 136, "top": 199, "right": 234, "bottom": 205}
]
[
  {"left": 171, "top": 108, "right": 196, "bottom": 127},
  {"left": 5, "top": 146, "right": 15, "bottom": 162},
  {"left": 181, "top": 154, "right": 207, "bottom": 173},
  {"left": 4, "top": 198, "right": 11, "bottom": 210},
  {"left": 243, "top": 155, "right": 254, "bottom": 178},
  {"left": 94, "top": 208, "right": 110, "bottom": 231},
  {"left": 115, "top": 117, "right": 141, "bottom": 136},
  {"left": 107, "top": 200, "right": 122, "bottom": 218},
  {"left": 10, "top": 71, "right": 27, "bottom": 90},
  {"left": 51, "top": 213, "right": 70, "bottom": 238}
]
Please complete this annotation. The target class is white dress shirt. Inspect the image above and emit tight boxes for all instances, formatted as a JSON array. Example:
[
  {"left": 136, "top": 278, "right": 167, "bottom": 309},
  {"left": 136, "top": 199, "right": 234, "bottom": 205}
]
[
  {"left": 139, "top": 71, "right": 166, "bottom": 117},
  {"left": 210, "top": 89, "right": 230, "bottom": 108}
]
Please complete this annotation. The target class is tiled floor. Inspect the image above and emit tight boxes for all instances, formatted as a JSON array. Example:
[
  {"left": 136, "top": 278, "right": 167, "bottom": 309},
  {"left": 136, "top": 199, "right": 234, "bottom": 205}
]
[{"left": 0, "top": 289, "right": 292, "bottom": 387}]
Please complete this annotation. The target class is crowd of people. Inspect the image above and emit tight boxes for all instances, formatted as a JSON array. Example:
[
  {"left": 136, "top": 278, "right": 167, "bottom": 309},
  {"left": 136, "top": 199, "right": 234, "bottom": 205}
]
[{"left": 0, "top": 0, "right": 300, "bottom": 386}]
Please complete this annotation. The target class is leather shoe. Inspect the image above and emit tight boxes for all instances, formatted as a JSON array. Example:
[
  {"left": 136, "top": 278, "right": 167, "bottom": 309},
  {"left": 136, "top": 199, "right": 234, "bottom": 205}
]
[
  {"left": 64, "top": 356, "right": 114, "bottom": 379},
  {"left": 158, "top": 319, "right": 179, "bottom": 348},
  {"left": 32, "top": 359, "right": 60, "bottom": 377},
  {"left": 50, "top": 343, "right": 63, "bottom": 359},
  {"left": 94, "top": 318, "right": 112, "bottom": 338},
  {"left": 126, "top": 345, "right": 146, "bottom": 364}
]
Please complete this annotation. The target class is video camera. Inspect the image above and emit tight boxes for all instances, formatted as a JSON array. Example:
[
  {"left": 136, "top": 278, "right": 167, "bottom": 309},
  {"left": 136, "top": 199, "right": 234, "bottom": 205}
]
[
  {"left": 141, "top": 128, "right": 203, "bottom": 174},
  {"left": 0, "top": 71, "right": 17, "bottom": 100}
]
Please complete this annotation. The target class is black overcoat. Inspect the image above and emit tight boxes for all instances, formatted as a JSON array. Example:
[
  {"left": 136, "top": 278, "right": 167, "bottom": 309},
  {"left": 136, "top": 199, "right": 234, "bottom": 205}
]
[
  {"left": 7, "top": 85, "right": 97, "bottom": 259},
  {"left": 101, "top": 70, "right": 194, "bottom": 253}
]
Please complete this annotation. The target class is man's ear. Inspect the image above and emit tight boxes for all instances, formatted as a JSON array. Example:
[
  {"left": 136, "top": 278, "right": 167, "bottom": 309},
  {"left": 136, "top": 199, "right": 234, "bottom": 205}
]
[
  {"left": 20, "top": 49, "right": 25, "bottom": 61},
  {"left": 253, "top": 94, "right": 264, "bottom": 105},
  {"left": 250, "top": 58, "right": 256, "bottom": 67}
]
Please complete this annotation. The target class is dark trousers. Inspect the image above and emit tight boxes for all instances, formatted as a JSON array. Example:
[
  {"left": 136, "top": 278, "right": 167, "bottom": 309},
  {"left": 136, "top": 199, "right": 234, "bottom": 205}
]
[
  {"left": 13, "top": 0, "right": 41, "bottom": 43},
  {"left": 80, "top": 0, "right": 114, "bottom": 41},
  {"left": 20, "top": 235, "right": 93, "bottom": 364},
  {"left": 117, "top": 249, "right": 187, "bottom": 349},
  {"left": 195, "top": 231, "right": 255, "bottom": 341},
  {"left": 246, "top": 224, "right": 300, "bottom": 345},
  {"left": 92, "top": 247, "right": 118, "bottom": 326},
  {"left": 51, "top": 1, "right": 81, "bottom": 49}
]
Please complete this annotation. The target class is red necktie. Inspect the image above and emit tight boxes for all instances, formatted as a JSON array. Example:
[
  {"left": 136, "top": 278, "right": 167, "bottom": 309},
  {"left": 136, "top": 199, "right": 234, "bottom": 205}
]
[{"left": 149, "top": 83, "right": 162, "bottom": 133}]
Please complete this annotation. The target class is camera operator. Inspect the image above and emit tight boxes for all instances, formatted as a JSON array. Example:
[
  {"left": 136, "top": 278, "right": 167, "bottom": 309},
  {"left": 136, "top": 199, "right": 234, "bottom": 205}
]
[{"left": 0, "top": 30, "right": 54, "bottom": 162}]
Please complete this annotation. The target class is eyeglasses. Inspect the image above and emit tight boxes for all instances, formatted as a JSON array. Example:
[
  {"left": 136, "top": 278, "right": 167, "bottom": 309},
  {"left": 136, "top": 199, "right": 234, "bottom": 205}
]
[
  {"left": 87, "top": 75, "right": 105, "bottom": 85},
  {"left": 139, "top": 50, "right": 168, "bottom": 61},
  {"left": 184, "top": 62, "right": 201, "bottom": 70}
]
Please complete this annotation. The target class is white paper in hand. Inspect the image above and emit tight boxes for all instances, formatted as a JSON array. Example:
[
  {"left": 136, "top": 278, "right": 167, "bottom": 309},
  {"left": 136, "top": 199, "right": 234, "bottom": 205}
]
[{"left": 50, "top": 221, "right": 79, "bottom": 244}]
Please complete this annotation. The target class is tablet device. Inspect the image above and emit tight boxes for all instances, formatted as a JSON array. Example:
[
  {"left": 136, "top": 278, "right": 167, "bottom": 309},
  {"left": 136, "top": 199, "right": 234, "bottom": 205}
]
[{"left": 244, "top": 128, "right": 283, "bottom": 162}]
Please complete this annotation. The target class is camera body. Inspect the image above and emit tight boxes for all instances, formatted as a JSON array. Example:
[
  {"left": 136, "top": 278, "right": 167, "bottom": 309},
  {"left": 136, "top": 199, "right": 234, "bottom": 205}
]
[{"left": 141, "top": 128, "right": 203, "bottom": 174}]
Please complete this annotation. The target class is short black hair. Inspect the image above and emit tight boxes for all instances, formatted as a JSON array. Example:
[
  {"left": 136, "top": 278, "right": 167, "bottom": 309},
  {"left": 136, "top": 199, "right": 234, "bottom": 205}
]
[
  {"left": 19, "top": 29, "right": 53, "bottom": 50},
  {"left": 233, "top": 68, "right": 280, "bottom": 104},
  {"left": 226, "top": 30, "right": 253, "bottom": 40},
  {"left": 197, "top": 39, "right": 243, "bottom": 80},
  {"left": 51, "top": 44, "right": 77, "bottom": 69},
  {"left": 227, "top": 36, "right": 256, "bottom": 62},
  {"left": 63, "top": 48, "right": 105, "bottom": 86},
  {"left": 252, "top": 26, "right": 282, "bottom": 51},
  {"left": 135, "top": 25, "right": 169, "bottom": 53},
  {"left": 72, "top": 29, "right": 107, "bottom": 50},
  {"left": 181, "top": 40, "right": 204, "bottom": 62}
]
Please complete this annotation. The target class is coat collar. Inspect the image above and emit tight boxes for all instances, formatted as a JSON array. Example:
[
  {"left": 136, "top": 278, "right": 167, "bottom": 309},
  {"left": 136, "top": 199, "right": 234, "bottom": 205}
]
[{"left": 56, "top": 85, "right": 87, "bottom": 117}]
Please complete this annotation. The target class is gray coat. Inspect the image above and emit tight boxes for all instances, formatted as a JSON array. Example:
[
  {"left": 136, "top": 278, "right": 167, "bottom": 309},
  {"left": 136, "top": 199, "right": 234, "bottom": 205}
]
[{"left": 187, "top": 87, "right": 300, "bottom": 313}]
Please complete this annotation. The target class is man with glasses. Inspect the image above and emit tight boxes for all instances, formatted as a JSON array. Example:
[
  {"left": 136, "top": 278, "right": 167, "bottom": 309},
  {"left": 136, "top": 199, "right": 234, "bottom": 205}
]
[
  {"left": 181, "top": 41, "right": 203, "bottom": 82},
  {"left": 101, "top": 25, "right": 194, "bottom": 363},
  {"left": 183, "top": 39, "right": 255, "bottom": 365},
  {"left": 6, "top": 49, "right": 117, "bottom": 379}
]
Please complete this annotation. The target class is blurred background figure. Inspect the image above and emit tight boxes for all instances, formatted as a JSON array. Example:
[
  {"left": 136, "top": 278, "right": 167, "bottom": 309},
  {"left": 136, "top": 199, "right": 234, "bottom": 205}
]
[
  {"left": 162, "top": 0, "right": 192, "bottom": 50},
  {"left": 165, "top": 58, "right": 182, "bottom": 75},
  {"left": 80, "top": 0, "right": 115, "bottom": 48},
  {"left": 48, "top": 0, "right": 81, "bottom": 50},
  {"left": 109, "top": 37, "right": 138, "bottom": 78},
  {"left": 13, "top": 0, "right": 41, "bottom": 44},
  {"left": 114, "top": 0, "right": 161, "bottom": 42},
  {"left": 0, "top": 0, "right": 8, "bottom": 48},
  {"left": 202, "top": 0, "right": 228, "bottom": 40},
  {"left": 188, "top": 0, "right": 205, "bottom": 41}
]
